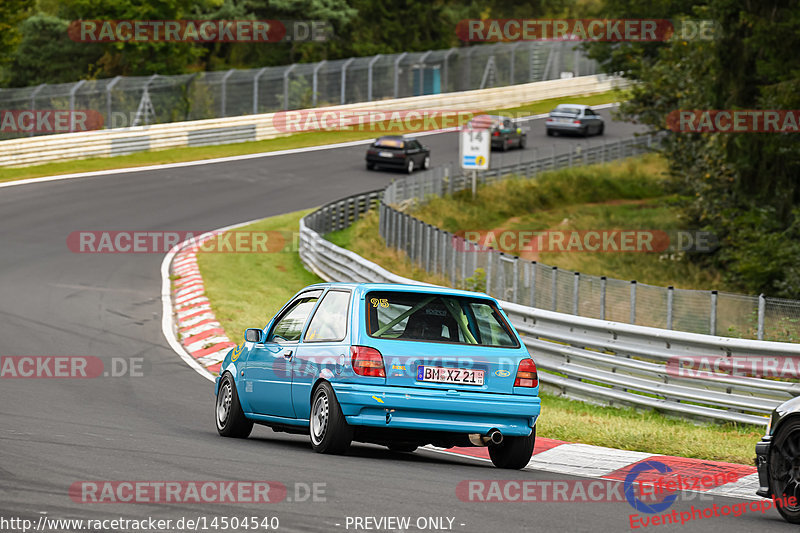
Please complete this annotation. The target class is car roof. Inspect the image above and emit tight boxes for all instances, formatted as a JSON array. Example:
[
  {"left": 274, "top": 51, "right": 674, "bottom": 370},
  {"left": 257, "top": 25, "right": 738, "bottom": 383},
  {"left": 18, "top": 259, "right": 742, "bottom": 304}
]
[
  {"left": 300, "top": 282, "right": 496, "bottom": 300},
  {"left": 376, "top": 135, "right": 414, "bottom": 141},
  {"left": 553, "top": 104, "right": 592, "bottom": 111}
]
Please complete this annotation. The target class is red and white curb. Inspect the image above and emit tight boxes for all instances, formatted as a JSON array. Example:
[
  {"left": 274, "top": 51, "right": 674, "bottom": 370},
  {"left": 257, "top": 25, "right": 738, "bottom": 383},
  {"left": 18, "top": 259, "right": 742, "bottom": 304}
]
[
  {"left": 429, "top": 440, "right": 759, "bottom": 500},
  {"left": 160, "top": 219, "right": 760, "bottom": 503}
]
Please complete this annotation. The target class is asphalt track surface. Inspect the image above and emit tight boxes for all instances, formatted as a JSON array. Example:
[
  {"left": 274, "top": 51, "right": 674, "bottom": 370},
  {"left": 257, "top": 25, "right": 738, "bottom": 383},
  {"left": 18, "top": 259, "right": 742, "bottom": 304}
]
[{"left": 0, "top": 111, "right": 793, "bottom": 532}]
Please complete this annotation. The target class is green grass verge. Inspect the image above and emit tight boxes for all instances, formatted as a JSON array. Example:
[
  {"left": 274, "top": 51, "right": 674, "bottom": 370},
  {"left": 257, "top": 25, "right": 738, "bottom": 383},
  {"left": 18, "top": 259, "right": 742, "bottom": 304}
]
[
  {"left": 196, "top": 209, "right": 322, "bottom": 338},
  {"left": 198, "top": 207, "right": 761, "bottom": 465},
  {"left": 0, "top": 89, "right": 623, "bottom": 183}
]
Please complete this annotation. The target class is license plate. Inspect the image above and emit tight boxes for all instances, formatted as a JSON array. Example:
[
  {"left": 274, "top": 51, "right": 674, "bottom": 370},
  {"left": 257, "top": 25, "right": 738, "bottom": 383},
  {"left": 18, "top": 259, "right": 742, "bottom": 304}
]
[
  {"left": 416, "top": 365, "right": 484, "bottom": 386},
  {"left": 379, "top": 151, "right": 394, "bottom": 158},
  {"left": 559, "top": 118, "right": 572, "bottom": 123}
]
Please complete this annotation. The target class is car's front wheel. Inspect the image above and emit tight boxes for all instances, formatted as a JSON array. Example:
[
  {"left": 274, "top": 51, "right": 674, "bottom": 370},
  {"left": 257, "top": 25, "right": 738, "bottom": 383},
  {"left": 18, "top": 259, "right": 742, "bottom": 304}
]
[
  {"left": 215, "top": 373, "right": 253, "bottom": 438},
  {"left": 310, "top": 382, "right": 352, "bottom": 454},
  {"left": 406, "top": 158, "right": 415, "bottom": 174},
  {"left": 488, "top": 427, "right": 535, "bottom": 469},
  {"left": 769, "top": 418, "right": 800, "bottom": 523},
  {"left": 422, "top": 155, "right": 430, "bottom": 170}
]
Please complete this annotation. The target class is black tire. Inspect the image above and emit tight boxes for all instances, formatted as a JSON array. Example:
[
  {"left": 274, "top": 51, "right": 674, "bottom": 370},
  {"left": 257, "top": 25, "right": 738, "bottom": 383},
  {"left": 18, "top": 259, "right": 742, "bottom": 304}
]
[
  {"left": 309, "top": 382, "right": 352, "bottom": 454},
  {"left": 215, "top": 373, "right": 253, "bottom": 438},
  {"left": 769, "top": 418, "right": 800, "bottom": 524},
  {"left": 597, "top": 124, "right": 605, "bottom": 136},
  {"left": 546, "top": 129, "right": 554, "bottom": 137},
  {"left": 366, "top": 161, "right": 375, "bottom": 170},
  {"left": 406, "top": 158, "right": 415, "bottom": 174},
  {"left": 580, "top": 127, "right": 589, "bottom": 137},
  {"left": 388, "top": 443, "right": 418, "bottom": 453},
  {"left": 488, "top": 427, "right": 535, "bottom": 469},
  {"left": 519, "top": 136, "right": 526, "bottom": 149}
]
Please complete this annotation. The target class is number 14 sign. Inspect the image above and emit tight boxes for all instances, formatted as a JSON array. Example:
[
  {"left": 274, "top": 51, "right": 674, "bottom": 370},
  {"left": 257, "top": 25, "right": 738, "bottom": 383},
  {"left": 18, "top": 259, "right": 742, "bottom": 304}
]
[{"left": 460, "top": 127, "right": 490, "bottom": 170}]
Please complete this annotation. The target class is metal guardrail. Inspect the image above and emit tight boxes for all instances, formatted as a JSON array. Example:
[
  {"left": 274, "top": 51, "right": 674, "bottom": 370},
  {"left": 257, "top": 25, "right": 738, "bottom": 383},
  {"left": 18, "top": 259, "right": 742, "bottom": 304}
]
[
  {"left": 1, "top": 41, "right": 595, "bottom": 141},
  {"left": 0, "top": 74, "right": 622, "bottom": 167},
  {"left": 379, "top": 134, "right": 800, "bottom": 342},
  {"left": 298, "top": 137, "right": 799, "bottom": 425}
]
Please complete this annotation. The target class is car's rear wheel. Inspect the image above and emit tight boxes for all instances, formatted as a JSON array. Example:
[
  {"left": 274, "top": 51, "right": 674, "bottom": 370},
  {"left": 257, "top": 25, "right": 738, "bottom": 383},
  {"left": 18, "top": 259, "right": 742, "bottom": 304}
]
[
  {"left": 422, "top": 155, "right": 430, "bottom": 170},
  {"left": 546, "top": 129, "right": 554, "bottom": 137},
  {"left": 519, "top": 136, "right": 526, "bottom": 149},
  {"left": 488, "top": 427, "right": 535, "bottom": 469},
  {"left": 388, "top": 443, "right": 418, "bottom": 453},
  {"left": 215, "top": 373, "right": 253, "bottom": 438},
  {"left": 366, "top": 161, "right": 375, "bottom": 170},
  {"left": 406, "top": 158, "right": 415, "bottom": 174},
  {"left": 769, "top": 418, "right": 800, "bottom": 523},
  {"left": 310, "top": 382, "right": 352, "bottom": 454},
  {"left": 597, "top": 124, "right": 605, "bottom": 135}
]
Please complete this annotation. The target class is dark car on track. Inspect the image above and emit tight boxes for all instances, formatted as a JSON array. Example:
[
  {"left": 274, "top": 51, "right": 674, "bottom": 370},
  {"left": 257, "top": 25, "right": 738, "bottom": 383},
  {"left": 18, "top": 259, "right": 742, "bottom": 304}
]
[
  {"left": 545, "top": 104, "right": 605, "bottom": 137},
  {"left": 756, "top": 397, "right": 800, "bottom": 523},
  {"left": 467, "top": 114, "right": 527, "bottom": 151},
  {"left": 366, "top": 135, "right": 430, "bottom": 173}
]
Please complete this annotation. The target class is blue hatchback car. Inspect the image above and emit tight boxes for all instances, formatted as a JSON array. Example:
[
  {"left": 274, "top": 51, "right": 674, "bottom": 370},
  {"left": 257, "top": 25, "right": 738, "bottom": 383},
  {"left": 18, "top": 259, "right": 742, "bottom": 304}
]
[{"left": 215, "top": 282, "right": 541, "bottom": 469}]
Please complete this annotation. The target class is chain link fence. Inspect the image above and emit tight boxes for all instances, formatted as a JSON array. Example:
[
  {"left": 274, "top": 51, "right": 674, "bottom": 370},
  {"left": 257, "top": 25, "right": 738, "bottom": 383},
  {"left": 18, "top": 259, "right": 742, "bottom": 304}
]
[
  {"left": 378, "top": 134, "right": 800, "bottom": 342},
  {"left": 0, "top": 41, "right": 596, "bottom": 140}
]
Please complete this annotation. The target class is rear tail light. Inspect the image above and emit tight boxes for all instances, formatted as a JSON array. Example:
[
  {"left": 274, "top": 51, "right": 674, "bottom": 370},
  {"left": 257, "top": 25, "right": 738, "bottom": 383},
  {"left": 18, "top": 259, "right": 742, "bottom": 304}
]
[
  {"left": 573, "top": 120, "right": 581, "bottom": 124},
  {"left": 351, "top": 346, "right": 385, "bottom": 377},
  {"left": 493, "top": 131, "right": 500, "bottom": 136},
  {"left": 514, "top": 358, "right": 538, "bottom": 388}
]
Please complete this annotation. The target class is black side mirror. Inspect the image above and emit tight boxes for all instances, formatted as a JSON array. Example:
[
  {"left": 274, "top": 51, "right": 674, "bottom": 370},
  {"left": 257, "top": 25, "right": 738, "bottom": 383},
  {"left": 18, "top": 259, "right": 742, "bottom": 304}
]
[{"left": 245, "top": 328, "right": 264, "bottom": 343}]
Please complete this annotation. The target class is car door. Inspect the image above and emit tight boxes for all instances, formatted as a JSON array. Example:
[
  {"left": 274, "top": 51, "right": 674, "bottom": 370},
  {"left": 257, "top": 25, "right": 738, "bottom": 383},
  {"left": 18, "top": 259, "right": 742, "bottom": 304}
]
[
  {"left": 292, "top": 289, "right": 352, "bottom": 420},
  {"left": 584, "top": 108, "right": 600, "bottom": 132},
  {"left": 243, "top": 290, "right": 322, "bottom": 418},
  {"left": 405, "top": 140, "right": 421, "bottom": 164}
]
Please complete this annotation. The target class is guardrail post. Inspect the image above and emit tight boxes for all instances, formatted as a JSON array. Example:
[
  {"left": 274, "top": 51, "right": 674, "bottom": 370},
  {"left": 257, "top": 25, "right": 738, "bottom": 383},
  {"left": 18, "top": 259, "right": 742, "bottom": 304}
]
[
  {"left": 311, "top": 61, "right": 326, "bottom": 107},
  {"left": 394, "top": 52, "right": 408, "bottom": 98},
  {"left": 253, "top": 67, "right": 268, "bottom": 113},
  {"left": 758, "top": 294, "right": 766, "bottom": 340},
  {"left": 410, "top": 217, "right": 417, "bottom": 263},
  {"left": 104, "top": 78, "right": 120, "bottom": 130},
  {"left": 430, "top": 226, "right": 437, "bottom": 274},
  {"left": 630, "top": 280, "right": 637, "bottom": 324},
  {"left": 442, "top": 48, "right": 457, "bottom": 91},
  {"left": 283, "top": 64, "right": 297, "bottom": 110},
  {"left": 341, "top": 57, "right": 355, "bottom": 105},
  {"left": 529, "top": 262, "right": 537, "bottom": 307},
  {"left": 573, "top": 272, "right": 580, "bottom": 315},
  {"left": 600, "top": 276, "right": 606, "bottom": 320},
  {"left": 220, "top": 69, "right": 235, "bottom": 118},
  {"left": 667, "top": 286, "right": 674, "bottom": 329},
  {"left": 68, "top": 80, "right": 87, "bottom": 132},
  {"left": 512, "top": 257, "right": 519, "bottom": 303},
  {"left": 367, "top": 54, "right": 381, "bottom": 101},
  {"left": 551, "top": 266, "right": 558, "bottom": 311},
  {"left": 710, "top": 290, "right": 718, "bottom": 335},
  {"left": 450, "top": 234, "right": 457, "bottom": 287}
]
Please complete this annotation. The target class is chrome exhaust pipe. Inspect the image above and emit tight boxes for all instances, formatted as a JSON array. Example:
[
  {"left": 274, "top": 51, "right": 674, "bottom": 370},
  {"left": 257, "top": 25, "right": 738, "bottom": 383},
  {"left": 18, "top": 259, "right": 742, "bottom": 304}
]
[{"left": 468, "top": 430, "right": 504, "bottom": 446}]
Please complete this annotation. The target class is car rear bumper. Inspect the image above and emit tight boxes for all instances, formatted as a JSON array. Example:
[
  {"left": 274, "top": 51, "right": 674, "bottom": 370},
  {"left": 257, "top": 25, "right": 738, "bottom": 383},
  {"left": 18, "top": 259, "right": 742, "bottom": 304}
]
[
  {"left": 367, "top": 155, "right": 405, "bottom": 167},
  {"left": 332, "top": 382, "right": 540, "bottom": 437},
  {"left": 755, "top": 436, "right": 772, "bottom": 498},
  {"left": 546, "top": 122, "right": 583, "bottom": 132}
]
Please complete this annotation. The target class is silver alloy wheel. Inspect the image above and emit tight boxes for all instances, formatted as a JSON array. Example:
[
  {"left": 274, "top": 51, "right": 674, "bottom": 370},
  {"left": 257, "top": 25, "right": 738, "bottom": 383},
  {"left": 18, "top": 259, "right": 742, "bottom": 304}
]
[
  {"left": 423, "top": 156, "right": 430, "bottom": 169},
  {"left": 216, "top": 381, "right": 232, "bottom": 428},
  {"left": 407, "top": 159, "right": 414, "bottom": 173},
  {"left": 310, "top": 392, "right": 330, "bottom": 445}
]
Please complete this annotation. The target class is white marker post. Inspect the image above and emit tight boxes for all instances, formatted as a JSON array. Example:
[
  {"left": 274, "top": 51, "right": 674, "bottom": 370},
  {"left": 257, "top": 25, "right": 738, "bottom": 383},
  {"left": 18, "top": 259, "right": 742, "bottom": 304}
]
[{"left": 460, "top": 123, "right": 490, "bottom": 199}]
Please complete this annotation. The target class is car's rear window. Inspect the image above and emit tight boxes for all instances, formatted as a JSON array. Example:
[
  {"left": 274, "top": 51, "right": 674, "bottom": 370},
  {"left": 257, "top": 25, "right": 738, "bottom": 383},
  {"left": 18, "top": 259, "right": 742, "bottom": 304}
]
[
  {"left": 365, "top": 291, "right": 518, "bottom": 347},
  {"left": 374, "top": 138, "right": 404, "bottom": 148},
  {"left": 553, "top": 106, "right": 581, "bottom": 115}
]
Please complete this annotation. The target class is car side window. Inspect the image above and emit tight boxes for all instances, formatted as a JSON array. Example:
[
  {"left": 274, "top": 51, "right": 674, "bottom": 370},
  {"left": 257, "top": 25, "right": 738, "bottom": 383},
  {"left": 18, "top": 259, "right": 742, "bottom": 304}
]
[
  {"left": 584, "top": 109, "right": 595, "bottom": 116},
  {"left": 408, "top": 140, "right": 420, "bottom": 150},
  {"left": 270, "top": 291, "right": 322, "bottom": 342},
  {"left": 304, "top": 290, "right": 351, "bottom": 342}
]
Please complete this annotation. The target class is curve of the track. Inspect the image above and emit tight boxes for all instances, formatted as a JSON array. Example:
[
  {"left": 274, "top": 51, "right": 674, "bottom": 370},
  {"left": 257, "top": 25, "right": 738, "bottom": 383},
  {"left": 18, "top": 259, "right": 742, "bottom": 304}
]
[{"left": 0, "top": 112, "right": 791, "bottom": 532}]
